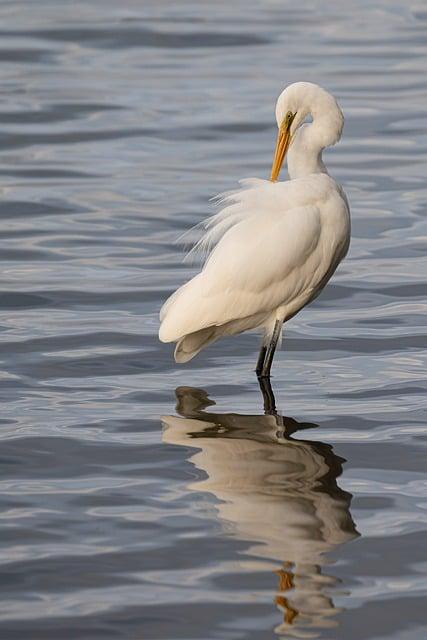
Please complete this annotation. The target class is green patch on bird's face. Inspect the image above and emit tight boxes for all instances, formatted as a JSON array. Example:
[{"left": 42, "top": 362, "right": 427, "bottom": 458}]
[{"left": 281, "top": 110, "right": 297, "bottom": 132}]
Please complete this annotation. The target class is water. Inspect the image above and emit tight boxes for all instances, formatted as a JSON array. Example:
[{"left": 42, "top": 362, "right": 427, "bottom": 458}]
[{"left": 0, "top": 1, "right": 426, "bottom": 638}]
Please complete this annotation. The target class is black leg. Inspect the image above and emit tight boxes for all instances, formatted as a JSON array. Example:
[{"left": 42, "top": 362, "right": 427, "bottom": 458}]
[
  {"left": 258, "top": 375, "right": 277, "bottom": 414},
  {"left": 255, "top": 345, "right": 267, "bottom": 376},
  {"left": 258, "top": 320, "right": 282, "bottom": 379}
]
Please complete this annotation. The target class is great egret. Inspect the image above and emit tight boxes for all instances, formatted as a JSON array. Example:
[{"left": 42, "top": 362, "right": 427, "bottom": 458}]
[{"left": 159, "top": 82, "right": 350, "bottom": 377}]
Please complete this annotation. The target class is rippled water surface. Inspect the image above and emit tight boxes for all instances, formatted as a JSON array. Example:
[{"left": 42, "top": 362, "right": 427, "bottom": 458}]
[{"left": 0, "top": 1, "right": 426, "bottom": 638}]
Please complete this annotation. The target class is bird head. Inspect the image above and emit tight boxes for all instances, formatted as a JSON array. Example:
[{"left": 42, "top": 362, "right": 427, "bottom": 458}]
[{"left": 271, "top": 82, "right": 344, "bottom": 181}]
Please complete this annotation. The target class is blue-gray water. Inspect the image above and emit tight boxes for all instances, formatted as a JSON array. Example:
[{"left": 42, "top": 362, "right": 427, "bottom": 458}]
[{"left": 0, "top": 1, "right": 426, "bottom": 638}]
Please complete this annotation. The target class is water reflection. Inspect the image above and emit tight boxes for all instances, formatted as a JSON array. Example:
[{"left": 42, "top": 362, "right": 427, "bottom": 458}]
[{"left": 162, "top": 384, "right": 359, "bottom": 638}]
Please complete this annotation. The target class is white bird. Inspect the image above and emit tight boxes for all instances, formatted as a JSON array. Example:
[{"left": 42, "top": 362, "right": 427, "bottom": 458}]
[{"left": 159, "top": 82, "right": 350, "bottom": 377}]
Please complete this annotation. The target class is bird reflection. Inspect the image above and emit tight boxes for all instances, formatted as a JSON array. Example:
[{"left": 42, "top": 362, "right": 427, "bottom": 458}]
[{"left": 161, "top": 381, "right": 359, "bottom": 638}]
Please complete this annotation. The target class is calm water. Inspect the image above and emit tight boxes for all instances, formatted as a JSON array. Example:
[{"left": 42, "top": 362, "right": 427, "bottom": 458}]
[{"left": 0, "top": 1, "right": 426, "bottom": 638}]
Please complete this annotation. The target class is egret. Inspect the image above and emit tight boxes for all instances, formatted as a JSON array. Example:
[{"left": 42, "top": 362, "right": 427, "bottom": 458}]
[{"left": 159, "top": 82, "right": 350, "bottom": 377}]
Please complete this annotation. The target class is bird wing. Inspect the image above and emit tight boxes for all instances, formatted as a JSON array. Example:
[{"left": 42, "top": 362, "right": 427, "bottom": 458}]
[{"left": 160, "top": 176, "right": 345, "bottom": 343}]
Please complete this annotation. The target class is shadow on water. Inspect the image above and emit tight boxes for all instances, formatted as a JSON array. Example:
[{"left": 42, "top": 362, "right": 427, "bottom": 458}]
[{"left": 162, "top": 382, "right": 359, "bottom": 638}]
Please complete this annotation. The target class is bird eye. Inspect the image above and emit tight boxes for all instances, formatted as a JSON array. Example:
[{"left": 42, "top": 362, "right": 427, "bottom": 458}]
[{"left": 281, "top": 111, "right": 296, "bottom": 131}]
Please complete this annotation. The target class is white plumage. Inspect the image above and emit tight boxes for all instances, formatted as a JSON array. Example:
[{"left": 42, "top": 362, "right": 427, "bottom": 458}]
[{"left": 159, "top": 82, "right": 350, "bottom": 375}]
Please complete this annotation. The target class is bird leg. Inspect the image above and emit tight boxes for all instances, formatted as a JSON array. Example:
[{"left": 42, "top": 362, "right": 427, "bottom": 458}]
[
  {"left": 255, "top": 345, "right": 267, "bottom": 376},
  {"left": 257, "top": 320, "right": 282, "bottom": 379},
  {"left": 258, "top": 375, "right": 277, "bottom": 414}
]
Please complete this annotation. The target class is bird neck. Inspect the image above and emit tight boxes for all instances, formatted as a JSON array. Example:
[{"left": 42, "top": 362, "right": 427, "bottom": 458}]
[{"left": 287, "top": 120, "right": 333, "bottom": 180}]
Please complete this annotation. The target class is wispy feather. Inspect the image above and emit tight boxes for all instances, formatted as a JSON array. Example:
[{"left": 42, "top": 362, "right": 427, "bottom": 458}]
[{"left": 181, "top": 178, "right": 268, "bottom": 265}]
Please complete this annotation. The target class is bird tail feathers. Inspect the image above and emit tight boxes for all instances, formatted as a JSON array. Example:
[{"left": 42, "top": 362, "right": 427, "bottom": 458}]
[{"left": 174, "top": 326, "right": 218, "bottom": 363}]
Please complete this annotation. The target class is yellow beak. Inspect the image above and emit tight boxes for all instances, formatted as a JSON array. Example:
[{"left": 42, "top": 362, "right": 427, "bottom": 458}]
[{"left": 270, "top": 115, "right": 295, "bottom": 182}]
